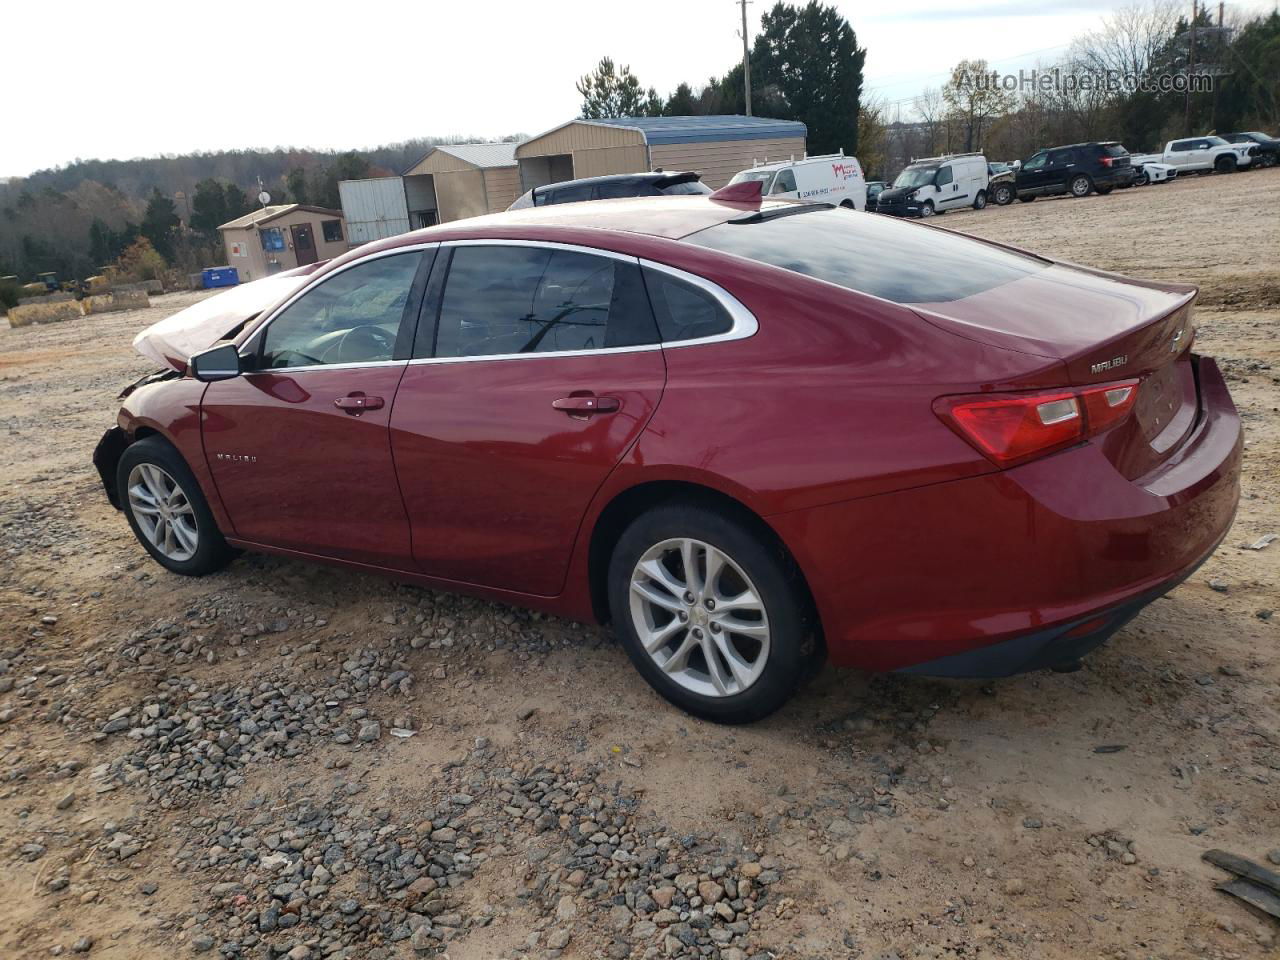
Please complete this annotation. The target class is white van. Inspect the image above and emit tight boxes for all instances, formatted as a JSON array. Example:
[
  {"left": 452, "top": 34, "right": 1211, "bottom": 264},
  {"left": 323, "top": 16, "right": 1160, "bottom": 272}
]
[
  {"left": 876, "top": 153, "right": 990, "bottom": 218},
  {"left": 727, "top": 153, "right": 868, "bottom": 211}
]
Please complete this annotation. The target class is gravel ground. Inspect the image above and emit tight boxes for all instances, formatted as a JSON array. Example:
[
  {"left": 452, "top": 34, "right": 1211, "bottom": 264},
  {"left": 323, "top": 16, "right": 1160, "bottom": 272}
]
[{"left": 1, "top": 168, "right": 1277, "bottom": 960}]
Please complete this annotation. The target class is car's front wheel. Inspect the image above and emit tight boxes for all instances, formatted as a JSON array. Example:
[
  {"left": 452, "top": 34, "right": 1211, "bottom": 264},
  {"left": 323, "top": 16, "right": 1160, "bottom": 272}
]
[
  {"left": 919, "top": 201, "right": 935, "bottom": 218},
  {"left": 1214, "top": 154, "right": 1237, "bottom": 173},
  {"left": 993, "top": 183, "right": 1015, "bottom": 205},
  {"left": 118, "top": 436, "right": 235, "bottom": 576},
  {"left": 1135, "top": 169, "right": 1150, "bottom": 186},
  {"left": 608, "top": 503, "right": 813, "bottom": 724}
]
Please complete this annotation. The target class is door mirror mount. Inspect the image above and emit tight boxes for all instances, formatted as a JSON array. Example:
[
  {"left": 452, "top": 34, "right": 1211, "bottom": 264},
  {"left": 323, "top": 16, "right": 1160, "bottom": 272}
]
[{"left": 189, "top": 343, "right": 243, "bottom": 382}]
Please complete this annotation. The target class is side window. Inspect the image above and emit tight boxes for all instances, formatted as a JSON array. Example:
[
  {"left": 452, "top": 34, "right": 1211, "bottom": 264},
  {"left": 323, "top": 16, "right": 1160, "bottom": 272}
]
[
  {"left": 545, "top": 183, "right": 593, "bottom": 205},
  {"left": 1022, "top": 152, "right": 1047, "bottom": 171},
  {"left": 431, "top": 246, "right": 658, "bottom": 358},
  {"left": 935, "top": 165, "right": 954, "bottom": 185},
  {"left": 1170, "top": 140, "right": 1193, "bottom": 152},
  {"left": 642, "top": 267, "right": 734, "bottom": 342},
  {"left": 771, "top": 169, "right": 798, "bottom": 194},
  {"left": 321, "top": 219, "right": 343, "bottom": 243},
  {"left": 260, "top": 252, "right": 422, "bottom": 369},
  {"left": 1194, "top": 139, "right": 1212, "bottom": 150}
]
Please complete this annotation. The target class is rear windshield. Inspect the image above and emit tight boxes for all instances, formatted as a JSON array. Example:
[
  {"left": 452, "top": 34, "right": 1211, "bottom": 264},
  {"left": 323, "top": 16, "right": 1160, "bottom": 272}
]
[
  {"left": 1101, "top": 143, "right": 1128, "bottom": 157},
  {"left": 661, "top": 181, "right": 713, "bottom": 196},
  {"left": 685, "top": 208, "right": 1047, "bottom": 304}
]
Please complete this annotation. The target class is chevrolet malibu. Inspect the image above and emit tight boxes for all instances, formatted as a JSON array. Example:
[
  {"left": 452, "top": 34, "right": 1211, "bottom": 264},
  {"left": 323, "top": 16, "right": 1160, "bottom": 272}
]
[{"left": 94, "top": 188, "right": 1242, "bottom": 723}]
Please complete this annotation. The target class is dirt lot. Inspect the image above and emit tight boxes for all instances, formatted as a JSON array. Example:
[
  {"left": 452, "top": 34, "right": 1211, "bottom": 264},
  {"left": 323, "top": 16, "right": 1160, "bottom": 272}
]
[{"left": 1, "top": 168, "right": 1277, "bottom": 960}]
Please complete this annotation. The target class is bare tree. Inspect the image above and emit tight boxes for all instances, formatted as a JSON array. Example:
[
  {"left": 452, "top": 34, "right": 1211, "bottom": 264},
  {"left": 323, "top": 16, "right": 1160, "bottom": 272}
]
[
  {"left": 942, "top": 59, "right": 1016, "bottom": 152},
  {"left": 913, "top": 87, "right": 945, "bottom": 156}
]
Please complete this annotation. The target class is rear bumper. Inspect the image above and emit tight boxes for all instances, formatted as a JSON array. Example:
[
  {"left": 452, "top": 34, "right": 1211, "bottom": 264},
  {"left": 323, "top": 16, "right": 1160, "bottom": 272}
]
[{"left": 769, "top": 356, "right": 1242, "bottom": 673}]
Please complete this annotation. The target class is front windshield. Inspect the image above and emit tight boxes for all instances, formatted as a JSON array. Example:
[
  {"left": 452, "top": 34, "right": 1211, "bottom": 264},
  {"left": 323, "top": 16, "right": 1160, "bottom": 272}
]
[
  {"left": 893, "top": 166, "right": 938, "bottom": 189},
  {"left": 728, "top": 170, "right": 777, "bottom": 193}
]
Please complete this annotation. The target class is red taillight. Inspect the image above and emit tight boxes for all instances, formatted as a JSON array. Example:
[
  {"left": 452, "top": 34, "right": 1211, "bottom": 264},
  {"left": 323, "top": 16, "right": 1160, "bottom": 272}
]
[
  {"left": 935, "top": 379, "right": 1139, "bottom": 468},
  {"left": 1099, "top": 156, "right": 1114, "bottom": 167}
]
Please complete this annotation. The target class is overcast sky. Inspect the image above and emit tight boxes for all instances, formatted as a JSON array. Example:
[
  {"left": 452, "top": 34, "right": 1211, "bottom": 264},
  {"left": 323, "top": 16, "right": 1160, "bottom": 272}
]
[{"left": 5, "top": 0, "right": 1276, "bottom": 178}]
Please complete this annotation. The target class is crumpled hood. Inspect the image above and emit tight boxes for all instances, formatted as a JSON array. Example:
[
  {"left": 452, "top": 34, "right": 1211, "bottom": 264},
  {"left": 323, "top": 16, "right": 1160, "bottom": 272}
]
[
  {"left": 877, "top": 186, "right": 916, "bottom": 201},
  {"left": 132, "top": 270, "right": 315, "bottom": 370}
]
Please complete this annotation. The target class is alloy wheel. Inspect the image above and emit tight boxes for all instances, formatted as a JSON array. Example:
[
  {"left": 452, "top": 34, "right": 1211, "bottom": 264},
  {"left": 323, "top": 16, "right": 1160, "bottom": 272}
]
[
  {"left": 628, "top": 537, "right": 771, "bottom": 698},
  {"left": 127, "top": 463, "right": 199, "bottom": 561}
]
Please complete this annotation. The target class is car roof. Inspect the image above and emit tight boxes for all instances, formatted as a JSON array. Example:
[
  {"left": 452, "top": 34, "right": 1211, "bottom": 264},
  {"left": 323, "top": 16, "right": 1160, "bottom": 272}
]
[
  {"left": 349, "top": 195, "right": 803, "bottom": 252},
  {"left": 538, "top": 171, "right": 700, "bottom": 189}
]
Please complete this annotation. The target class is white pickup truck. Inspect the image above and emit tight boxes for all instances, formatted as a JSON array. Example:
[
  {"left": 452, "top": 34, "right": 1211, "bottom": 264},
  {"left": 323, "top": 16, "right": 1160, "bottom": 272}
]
[{"left": 1131, "top": 136, "right": 1256, "bottom": 174}]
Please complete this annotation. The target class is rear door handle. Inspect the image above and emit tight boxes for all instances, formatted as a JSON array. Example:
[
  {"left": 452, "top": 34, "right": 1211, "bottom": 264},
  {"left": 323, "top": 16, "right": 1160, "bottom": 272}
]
[
  {"left": 552, "top": 395, "right": 620, "bottom": 417},
  {"left": 334, "top": 394, "right": 384, "bottom": 414}
]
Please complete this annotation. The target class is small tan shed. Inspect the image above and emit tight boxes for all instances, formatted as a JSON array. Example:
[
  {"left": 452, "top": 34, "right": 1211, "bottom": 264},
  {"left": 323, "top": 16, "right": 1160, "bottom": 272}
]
[
  {"left": 401, "top": 142, "right": 521, "bottom": 224},
  {"left": 218, "top": 205, "right": 347, "bottom": 282},
  {"left": 514, "top": 115, "right": 808, "bottom": 192}
]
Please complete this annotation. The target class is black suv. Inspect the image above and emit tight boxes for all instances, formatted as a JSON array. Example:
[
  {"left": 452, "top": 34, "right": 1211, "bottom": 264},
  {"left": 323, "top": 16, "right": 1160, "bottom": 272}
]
[
  {"left": 1013, "top": 142, "right": 1134, "bottom": 201},
  {"left": 508, "top": 171, "right": 711, "bottom": 209},
  {"left": 1221, "top": 132, "right": 1279, "bottom": 167}
]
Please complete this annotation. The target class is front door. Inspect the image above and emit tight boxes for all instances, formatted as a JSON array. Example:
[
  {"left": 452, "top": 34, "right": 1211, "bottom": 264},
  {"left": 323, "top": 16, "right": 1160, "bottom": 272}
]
[
  {"left": 203, "top": 249, "right": 429, "bottom": 566},
  {"left": 390, "top": 242, "right": 666, "bottom": 596},
  {"left": 291, "top": 223, "right": 318, "bottom": 266}
]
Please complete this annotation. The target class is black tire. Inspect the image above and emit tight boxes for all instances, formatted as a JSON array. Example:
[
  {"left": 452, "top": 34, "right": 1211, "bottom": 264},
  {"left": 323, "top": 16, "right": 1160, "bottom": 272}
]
[
  {"left": 839, "top": 199, "right": 855, "bottom": 209},
  {"left": 607, "top": 502, "right": 814, "bottom": 724},
  {"left": 1135, "top": 170, "right": 1150, "bottom": 186},
  {"left": 1018, "top": 195, "right": 1037, "bottom": 203},
  {"left": 1069, "top": 174, "right": 1093, "bottom": 197},
  {"left": 1095, "top": 185, "right": 1113, "bottom": 195},
  {"left": 993, "top": 183, "right": 1015, "bottom": 205},
  {"left": 973, "top": 190, "right": 987, "bottom": 210},
  {"left": 117, "top": 436, "right": 235, "bottom": 576},
  {"left": 1214, "top": 154, "right": 1236, "bottom": 173},
  {"left": 919, "top": 200, "right": 935, "bottom": 218}
]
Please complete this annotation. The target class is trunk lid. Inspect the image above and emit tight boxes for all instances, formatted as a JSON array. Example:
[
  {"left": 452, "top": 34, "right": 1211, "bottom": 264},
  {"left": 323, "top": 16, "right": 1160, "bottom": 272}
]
[{"left": 913, "top": 263, "right": 1198, "bottom": 479}]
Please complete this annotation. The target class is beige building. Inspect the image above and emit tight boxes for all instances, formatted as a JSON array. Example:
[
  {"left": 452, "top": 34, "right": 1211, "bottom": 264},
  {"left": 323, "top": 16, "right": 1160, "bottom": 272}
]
[
  {"left": 218, "top": 205, "right": 348, "bottom": 282},
  {"left": 515, "top": 115, "right": 808, "bottom": 192},
  {"left": 401, "top": 142, "right": 521, "bottom": 225}
]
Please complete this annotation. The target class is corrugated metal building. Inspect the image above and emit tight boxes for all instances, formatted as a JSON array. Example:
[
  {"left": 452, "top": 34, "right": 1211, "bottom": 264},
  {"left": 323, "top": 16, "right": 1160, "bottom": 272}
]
[
  {"left": 515, "top": 115, "right": 807, "bottom": 191},
  {"left": 218, "top": 205, "right": 347, "bottom": 282},
  {"left": 402, "top": 142, "right": 521, "bottom": 222},
  {"left": 339, "top": 178, "right": 413, "bottom": 245}
]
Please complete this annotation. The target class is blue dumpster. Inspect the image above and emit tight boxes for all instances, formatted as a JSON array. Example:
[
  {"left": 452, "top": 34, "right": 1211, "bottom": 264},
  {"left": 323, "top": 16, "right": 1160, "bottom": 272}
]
[{"left": 202, "top": 266, "right": 239, "bottom": 288}]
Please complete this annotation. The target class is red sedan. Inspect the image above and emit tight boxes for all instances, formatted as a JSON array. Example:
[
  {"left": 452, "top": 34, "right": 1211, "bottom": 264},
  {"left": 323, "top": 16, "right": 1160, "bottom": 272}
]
[{"left": 94, "top": 191, "right": 1241, "bottom": 723}]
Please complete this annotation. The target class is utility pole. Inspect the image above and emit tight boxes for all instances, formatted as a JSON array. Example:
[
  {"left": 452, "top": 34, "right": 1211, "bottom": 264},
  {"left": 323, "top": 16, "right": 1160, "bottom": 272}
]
[
  {"left": 739, "top": 0, "right": 753, "bottom": 116},
  {"left": 1184, "top": 0, "right": 1197, "bottom": 135}
]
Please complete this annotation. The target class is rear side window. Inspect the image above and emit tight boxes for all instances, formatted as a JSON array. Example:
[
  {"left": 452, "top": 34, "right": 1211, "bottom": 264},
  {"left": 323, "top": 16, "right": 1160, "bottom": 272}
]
[
  {"left": 1170, "top": 140, "right": 1194, "bottom": 151},
  {"left": 642, "top": 268, "right": 734, "bottom": 342},
  {"left": 541, "top": 183, "right": 593, "bottom": 205},
  {"left": 686, "top": 208, "right": 1046, "bottom": 304},
  {"left": 430, "top": 246, "right": 658, "bottom": 358}
]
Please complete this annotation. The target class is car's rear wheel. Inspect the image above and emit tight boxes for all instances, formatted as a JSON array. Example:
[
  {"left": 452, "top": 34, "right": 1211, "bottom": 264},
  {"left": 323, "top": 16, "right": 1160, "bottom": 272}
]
[
  {"left": 1018, "top": 195, "right": 1037, "bottom": 203},
  {"left": 973, "top": 190, "right": 987, "bottom": 210},
  {"left": 1095, "top": 185, "right": 1113, "bottom": 195},
  {"left": 1215, "top": 154, "right": 1236, "bottom": 173},
  {"left": 993, "top": 183, "right": 1015, "bottom": 205},
  {"left": 608, "top": 503, "right": 812, "bottom": 724},
  {"left": 1069, "top": 174, "right": 1093, "bottom": 197},
  {"left": 118, "top": 436, "right": 235, "bottom": 576}
]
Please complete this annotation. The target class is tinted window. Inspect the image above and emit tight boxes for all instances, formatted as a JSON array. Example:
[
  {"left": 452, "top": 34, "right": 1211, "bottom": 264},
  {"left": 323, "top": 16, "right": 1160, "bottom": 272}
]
[
  {"left": 321, "top": 219, "right": 343, "bottom": 243},
  {"left": 261, "top": 252, "right": 422, "bottom": 369},
  {"left": 1047, "top": 149, "right": 1071, "bottom": 167},
  {"left": 642, "top": 268, "right": 733, "bottom": 342},
  {"left": 1021, "top": 152, "right": 1047, "bottom": 171},
  {"left": 661, "top": 180, "right": 713, "bottom": 196},
  {"left": 431, "top": 246, "right": 658, "bottom": 358},
  {"left": 595, "top": 180, "right": 661, "bottom": 199},
  {"left": 935, "top": 165, "right": 954, "bottom": 185},
  {"left": 1101, "top": 143, "right": 1128, "bottom": 157},
  {"left": 687, "top": 208, "right": 1046, "bottom": 304},
  {"left": 771, "top": 169, "right": 798, "bottom": 194},
  {"left": 543, "top": 183, "right": 593, "bottom": 205}
]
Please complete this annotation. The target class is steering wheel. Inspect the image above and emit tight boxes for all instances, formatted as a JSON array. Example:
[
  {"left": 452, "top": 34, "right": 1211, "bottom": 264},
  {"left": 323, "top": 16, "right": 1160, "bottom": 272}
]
[{"left": 333, "top": 325, "right": 395, "bottom": 363}]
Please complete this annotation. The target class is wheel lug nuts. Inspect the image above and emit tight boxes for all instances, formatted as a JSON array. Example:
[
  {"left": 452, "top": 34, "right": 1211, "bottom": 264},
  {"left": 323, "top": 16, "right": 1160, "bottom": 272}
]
[
  {"left": 692, "top": 628, "right": 703, "bottom": 638},
  {"left": 678, "top": 611, "right": 688, "bottom": 622},
  {"left": 684, "top": 592, "right": 695, "bottom": 604},
  {"left": 704, "top": 598, "right": 715, "bottom": 610},
  {"left": 710, "top": 622, "right": 721, "bottom": 633}
]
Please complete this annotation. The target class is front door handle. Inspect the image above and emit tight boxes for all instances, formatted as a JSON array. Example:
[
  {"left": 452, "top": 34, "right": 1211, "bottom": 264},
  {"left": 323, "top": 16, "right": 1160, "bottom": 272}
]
[
  {"left": 334, "top": 393, "right": 384, "bottom": 414},
  {"left": 552, "top": 395, "right": 620, "bottom": 418}
]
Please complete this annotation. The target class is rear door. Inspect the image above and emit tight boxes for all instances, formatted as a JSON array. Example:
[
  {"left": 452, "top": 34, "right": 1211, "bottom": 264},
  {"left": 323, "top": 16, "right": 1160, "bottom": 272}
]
[
  {"left": 203, "top": 247, "right": 432, "bottom": 567},
  {"left": 389, "top": 241, "right": 666, "bottom": 596}
]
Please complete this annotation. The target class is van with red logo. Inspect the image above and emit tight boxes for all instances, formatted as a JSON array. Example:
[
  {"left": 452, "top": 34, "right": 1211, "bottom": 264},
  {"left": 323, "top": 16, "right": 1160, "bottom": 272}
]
[{"left": 727, "top": 152, "right": 868, "bottom": 211}]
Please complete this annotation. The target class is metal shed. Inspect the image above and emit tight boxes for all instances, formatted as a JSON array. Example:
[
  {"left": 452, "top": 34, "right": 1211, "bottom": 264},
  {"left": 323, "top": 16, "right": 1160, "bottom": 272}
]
[
  {"left": 514, "top": 115, "right": 807, "bottom": 191},
  {"left": 401, "top": 142, "right": 521, "bottom": 224}
]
